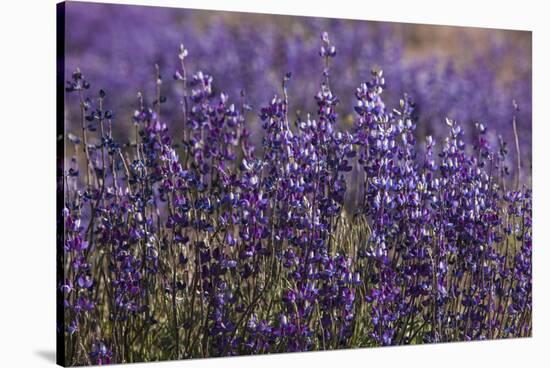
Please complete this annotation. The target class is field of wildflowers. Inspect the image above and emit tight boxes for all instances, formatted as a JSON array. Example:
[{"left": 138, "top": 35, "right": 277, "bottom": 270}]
[{"left": 57, "top": 2, "right": 532, "bottom": 366}]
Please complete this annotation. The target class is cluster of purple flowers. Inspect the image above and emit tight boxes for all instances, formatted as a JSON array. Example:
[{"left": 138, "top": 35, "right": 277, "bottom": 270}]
[{"left": 60, "top": 32, "right": 531, "bottom": 366}]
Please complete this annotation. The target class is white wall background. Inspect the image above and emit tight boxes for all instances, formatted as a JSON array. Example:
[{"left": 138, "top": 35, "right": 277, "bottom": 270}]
[{"left": 0, "top": 0, "right": 547, "bottom": 367}]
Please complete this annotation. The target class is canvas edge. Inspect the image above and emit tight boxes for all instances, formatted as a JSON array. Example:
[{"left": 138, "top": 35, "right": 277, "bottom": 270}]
[{"left": 56, "top": 1, "right": 67, "bottom": 367}]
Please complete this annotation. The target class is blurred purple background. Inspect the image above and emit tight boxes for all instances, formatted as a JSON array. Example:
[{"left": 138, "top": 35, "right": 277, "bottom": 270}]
[{"left": 63, "top": 1, "right": 532, "bottom": 176}]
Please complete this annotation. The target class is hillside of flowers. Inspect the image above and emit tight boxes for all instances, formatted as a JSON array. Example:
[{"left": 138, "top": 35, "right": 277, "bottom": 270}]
[
  {"left": 64, "top": 3, "right": 532, "bottom": 176},
  {"left": 59, "top": 20, "right": 532, "bottom": 368}
]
